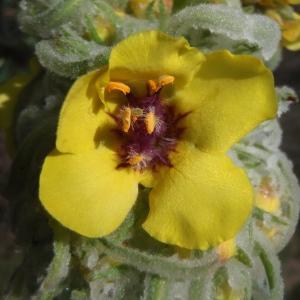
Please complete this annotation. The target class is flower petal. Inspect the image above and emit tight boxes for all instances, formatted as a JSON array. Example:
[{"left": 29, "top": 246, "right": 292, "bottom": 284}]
[
  {"left": 39, "top": 147, "right": 139, "bottom": 237},
  {"left": 143, "top": 142, "right": 253, "bottom": 250},
  {"left": 56, "top": 68, "right": 117, "bottom": 154},
  {"left": 173, "top": 50, "right": 277, "bottom": 153},
  {"left": 109, "top": 31, "right": 205, "bottom": 92}
]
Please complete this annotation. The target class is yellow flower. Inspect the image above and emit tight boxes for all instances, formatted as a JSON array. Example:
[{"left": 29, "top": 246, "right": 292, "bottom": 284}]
[{"left": 39, "top": 31, "right": 277, "bottom": 250}]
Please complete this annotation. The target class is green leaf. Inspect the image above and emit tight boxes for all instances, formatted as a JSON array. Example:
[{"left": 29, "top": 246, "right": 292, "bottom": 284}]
[
  {"left": 167, "top": 4, "right": 280, "bottom": 60},
  {"left": 254, "top": 242, "right": 274, "bottom": 290},
  {"left": 19, "top": 0, "right": 87, "bottom": 36},
  {"left": 145, "top": 1, "right": 156, "bottom": 20},
  {"left": 253, "top": 207, "right": 288, "bottom": 226},
  {"left": 142, "top": 275, "right": 168, "bottom": 300},
  {"left": 36, "top": 31, "right": 110, "bottom": 78},
  {"left": 84, "top": 16, "right": 104, "bottom": 44},
  {"left": 102, "top": 0, "right": 130, "bottom": 10},
  {"left": 235, "top": 248, "right": 252, "bottom": 268},
  {"left": 96, "top": 239, "right": 214, "bottom": 280},
  {"left": 32, "top": 225, "right": 71, "bottom": 300}
]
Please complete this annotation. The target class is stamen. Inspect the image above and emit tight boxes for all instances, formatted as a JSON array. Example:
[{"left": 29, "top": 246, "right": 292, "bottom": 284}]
[
  {"left": 147, "top": 79, "right": 160, "bottom": 95},
  {"left": 127, "top": 154, "right": 144, "bottom": 166},
  {"left": 111, "top": 77, "right": 187, "bottom": 172},
  {"left": 159, "top": 75, "right": 175, "bottom": 87},
  {"left": 145, "top": 108, "right": 156, "bottom": 134},
  {"left": 147, "top": 75, "right": 175, "bottom": 95},
  {"left": 120, "top": 107, "right": 131, "bottom": 133},
  {"left": 106, "top": 81, "right": 130, "bottom": 95}
]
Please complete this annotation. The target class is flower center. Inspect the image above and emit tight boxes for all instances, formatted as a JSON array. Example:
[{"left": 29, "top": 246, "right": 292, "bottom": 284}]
[{"left": 107, "top": 76, "right": 186, "bottom": 171}]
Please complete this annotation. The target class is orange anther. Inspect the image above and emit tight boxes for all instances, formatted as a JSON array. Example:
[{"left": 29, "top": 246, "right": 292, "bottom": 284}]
[
  {"left": 145, "top": 110, "right": 156, "bottom": 134},
  {"left": 147, "top": 79, "right": 160, "bottom": 95},
  {"left": 147, "top": 75, "right": 175, "bottom": 95},
  {"left": 159, "top": 75, "right": 175, "bottom": 87},
  {"left": 106, "top": 81, "right": 130, "bottom": 95},
  {"left": 121, "top": 107, "right": 131, "bottom": 133},
  {"left": 128, "top": 154, "right": 144, "bottom": 166},
  {"left": 217, "top": 239, "right": 236, "bottom": 263}
]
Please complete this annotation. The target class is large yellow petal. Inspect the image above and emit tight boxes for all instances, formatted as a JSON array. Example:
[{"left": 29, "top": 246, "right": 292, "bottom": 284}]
[
  {"left": 39, "top": 147, "right": 139, "bottom": 237},
  {"left": 173, "top": 50, "right": 277, "bottom": 153},
  {"left": 109, "top": 31, "right": 205, "bottom": 92},
  {"left": 143, "top": 142, "right": 253, "bottom": 250},
  {"left": 56, "top": 68, "right": 118, "bottom": 154}
]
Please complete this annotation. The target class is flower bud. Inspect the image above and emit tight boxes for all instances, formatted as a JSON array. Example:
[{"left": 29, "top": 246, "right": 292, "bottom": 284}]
[
  {"left": 129, "top": 0, "right": 173, "bottom": 18},
  {"left": 255, "top": 177, "right": 280, "bottom": 213}
]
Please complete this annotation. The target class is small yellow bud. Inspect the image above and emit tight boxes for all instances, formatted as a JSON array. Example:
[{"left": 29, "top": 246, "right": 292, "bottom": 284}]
[
  {"left": 129, "top": 0, "right": 173, "bottom": 18},
  {"left": 255, "top": 177, "right": 280, "bottom": 213},
  {"left": 217, "top": 238, "right": 236, "bottom": 263},
  {"left": 85, "top": 16, "right": 115, "bottom": 44},
  {"left": 282, "top": 16, "right": 300, "bottom": 43},
  {"left": 266, "top": 9, "right": 284, "bottom": 26}
]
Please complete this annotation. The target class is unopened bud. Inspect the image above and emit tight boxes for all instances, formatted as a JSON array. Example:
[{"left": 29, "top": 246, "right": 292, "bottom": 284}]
[{"left": 129, "top": 0, "right": 173, "bottom": 18}]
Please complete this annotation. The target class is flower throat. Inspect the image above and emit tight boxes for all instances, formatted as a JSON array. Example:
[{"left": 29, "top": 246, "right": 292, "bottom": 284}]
[{"left": 107, "top": 76, "right": 187, "bottom": 171}]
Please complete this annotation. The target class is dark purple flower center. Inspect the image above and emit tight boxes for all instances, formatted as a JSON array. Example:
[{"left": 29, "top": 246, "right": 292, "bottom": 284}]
[{"left": 110, "top": 86, "right": 187, "bottom": 171}]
